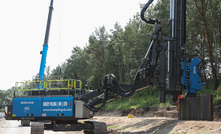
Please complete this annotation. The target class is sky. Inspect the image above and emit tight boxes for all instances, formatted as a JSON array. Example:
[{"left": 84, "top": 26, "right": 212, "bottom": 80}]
[{"left": 0, "top": 0, "right": 151, "bottom": 90}]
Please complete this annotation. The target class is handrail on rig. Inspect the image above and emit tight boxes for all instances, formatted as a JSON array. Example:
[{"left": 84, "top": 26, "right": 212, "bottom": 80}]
[{"left": 15, "top": 79, "right": 82, "bottom": 91}]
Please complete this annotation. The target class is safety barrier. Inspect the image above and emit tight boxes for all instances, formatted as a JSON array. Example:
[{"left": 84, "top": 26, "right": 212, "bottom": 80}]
[{"left": 15, "top": 79, "right": 82, "bottom": 91}]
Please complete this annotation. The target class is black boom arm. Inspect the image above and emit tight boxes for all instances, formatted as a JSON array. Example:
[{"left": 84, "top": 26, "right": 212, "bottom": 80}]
[{"left": 81, "top": 0, "right": 165, "bottom": 112}]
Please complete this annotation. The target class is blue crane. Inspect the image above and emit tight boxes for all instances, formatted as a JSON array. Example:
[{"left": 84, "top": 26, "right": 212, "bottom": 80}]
[{"left": 38, "top": 0, "right": 54, "bottom": 89}]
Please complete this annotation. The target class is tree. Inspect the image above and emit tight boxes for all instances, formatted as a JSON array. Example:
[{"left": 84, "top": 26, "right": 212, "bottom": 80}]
[
  {"left": 86, "top": 26, "right": 109, "bottom": 87},
  {"left": 63, "top": 47, "right": 89, "bottom": 84},
  {"left": 194, "top": 0, "right": 220, "bottom": 90},
  {"left": 107, "top": 23, "right": 125, "bottom": 83},
  {"left": 0, "top": 88, "right": 15, "bottom": 111}
]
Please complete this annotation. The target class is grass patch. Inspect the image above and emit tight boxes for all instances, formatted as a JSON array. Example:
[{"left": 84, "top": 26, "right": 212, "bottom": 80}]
[
  {"left": 103, "top": 85, "right": 221, "bottom": 111},
  {"left": 104, "top": 88, "right": 173, "bottom": 111},
  {"left": 107, "top": 125, "right": 119, "bottom": 129}
]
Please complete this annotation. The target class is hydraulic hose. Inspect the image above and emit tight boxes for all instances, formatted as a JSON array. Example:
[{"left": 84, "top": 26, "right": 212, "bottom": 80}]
[
  {"left": 84, "top": 86, "right": 108, "bottom": 112},
  {"left": 140, "top": 0, "right": 158, "bottom": 24},
  {"left": 85, "top": 74, "right": 136, "bottom": 112},
  {"left": 106, "top": 74, "right": 136, "bottom": 97}
]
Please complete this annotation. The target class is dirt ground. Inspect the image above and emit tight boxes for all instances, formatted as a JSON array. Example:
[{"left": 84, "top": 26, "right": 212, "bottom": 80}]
[
  {"left": 86, "top": 116, "right": 221, "bottom": 134},
  {"left": 82, "top": 106, "right": 221, "bottom": 134},
  {"left": 1, "top": 106, "right": 221, "bottom": 134}
]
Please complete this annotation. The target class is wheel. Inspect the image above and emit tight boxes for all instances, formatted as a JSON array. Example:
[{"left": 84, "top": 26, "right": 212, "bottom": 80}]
[
  {"left": 21, "top": 120, "right": 30, "bottom": 126},
  {"left": 31, "top": 122, "right": 44, "bottom": 134}
]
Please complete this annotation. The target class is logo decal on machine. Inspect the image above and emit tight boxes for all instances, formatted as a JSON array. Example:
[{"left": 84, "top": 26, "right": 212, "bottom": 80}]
[{"left": 43, "top": 101, "right": 70, "bottom": 107}]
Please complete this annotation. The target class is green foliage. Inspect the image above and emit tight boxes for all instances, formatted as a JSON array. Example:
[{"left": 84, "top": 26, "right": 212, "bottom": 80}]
[
  {"left": 63, "top": 47, "right": 89, "bottom": 83},
  {"left": 87, "top": 26, "right": 109, "bottom": 86},
  {"left": 200, "top": 86, "right": 221, "bottom": 105},
  {"left": 0, "top": 88, "right": 15, "bottom": 110}
]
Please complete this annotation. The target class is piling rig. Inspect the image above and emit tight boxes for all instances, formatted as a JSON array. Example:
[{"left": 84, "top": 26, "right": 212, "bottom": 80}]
[{"left": 5, "top": 0, "right": 213, "bottom": 133}]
